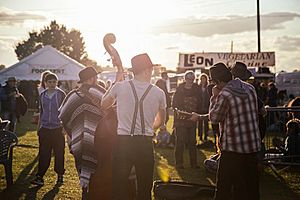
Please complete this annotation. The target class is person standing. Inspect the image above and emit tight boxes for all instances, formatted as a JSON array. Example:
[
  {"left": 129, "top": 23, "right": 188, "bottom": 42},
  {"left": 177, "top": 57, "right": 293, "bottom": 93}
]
[
  {"left": 266, "top": 82, "right": 278, "bottom": 125},
  {"left": 231, "top": 61, "right": 267, "bottom": 143},
  {"left": 59, "top": 67, "right": 107, "bottom": 199},
  {"left": 209, "top": 63, "right": 261, "bottom": 200},
  {"left": 0, "top": 77, "right": 21, "bottom": 132},
  {"left": 207, "top": 81, "right": 220, "bottom": 153},
  {"left": 172, "top": 71, "right": 201, "bottom": 169},
  {"left": 198, "top": 73, "right": 210, "bottom": 141},
  {"left": 31, "top": 73, "right": 66, "bottom": 186},
  {"left": 101, "top": 53, "right": 166, "bottom": 200},
  {"left": 38, "top": 71, "right": 51, "bottom": 95},
  {"left": 156, "top": 71, "right": 171, "bottom": 123}
]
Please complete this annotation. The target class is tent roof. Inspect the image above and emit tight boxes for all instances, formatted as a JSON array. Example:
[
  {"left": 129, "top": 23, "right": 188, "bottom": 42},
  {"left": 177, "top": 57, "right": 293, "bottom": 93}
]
[{"left": 0, "top": 45, "right": 86, "bottom": 83}]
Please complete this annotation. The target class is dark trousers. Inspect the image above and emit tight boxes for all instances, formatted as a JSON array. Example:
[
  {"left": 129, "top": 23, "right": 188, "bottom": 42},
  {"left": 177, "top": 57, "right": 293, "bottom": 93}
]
[
  {"left": 112, "top": 136, "right": 154, "bottom": 200},
  {"left": 198, "top": 117, "right": 209, "bottom": 141},
  {"left": 211, "top": 123, "right": 220, "bottom": 153},
  {"left": 215, "top": 151, "right": 260, "bottom": 200},
  {"left": 175, "top": 126, "right": 197, "bottom": 167},
  {"left": 165, "top": 108, "right": 170, "bottom": 124},
  {"left": 37, "top": 127, "right": 65, "bottom": 177}
]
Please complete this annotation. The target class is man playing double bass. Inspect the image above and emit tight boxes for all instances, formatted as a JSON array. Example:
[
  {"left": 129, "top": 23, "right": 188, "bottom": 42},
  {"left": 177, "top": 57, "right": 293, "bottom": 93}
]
[{"left": 101, "top": 53, "right": 166, "bottom": 200}]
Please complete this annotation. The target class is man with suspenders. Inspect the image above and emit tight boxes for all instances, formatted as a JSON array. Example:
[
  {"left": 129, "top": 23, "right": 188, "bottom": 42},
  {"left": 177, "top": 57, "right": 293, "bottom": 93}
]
[{"left": 101, "top": 53, "right": 166, "bottom": 200}]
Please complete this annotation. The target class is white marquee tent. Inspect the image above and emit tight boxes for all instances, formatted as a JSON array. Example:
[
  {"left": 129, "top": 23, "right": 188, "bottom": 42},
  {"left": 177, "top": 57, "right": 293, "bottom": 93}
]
[{"left": 0, "top": 45, "right": 85, "bottom": 84}]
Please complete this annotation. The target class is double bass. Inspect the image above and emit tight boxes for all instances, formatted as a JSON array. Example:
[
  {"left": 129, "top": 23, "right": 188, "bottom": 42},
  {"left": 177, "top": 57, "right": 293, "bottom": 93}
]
[{"left": 87, "top": 33, "right": 123, "bottom": 200}]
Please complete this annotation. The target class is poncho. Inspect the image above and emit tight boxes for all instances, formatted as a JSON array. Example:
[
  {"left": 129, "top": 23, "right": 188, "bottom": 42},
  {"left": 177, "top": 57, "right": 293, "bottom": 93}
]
[{"left": 59, "top": 84, "right": 105, "bottom": 188}]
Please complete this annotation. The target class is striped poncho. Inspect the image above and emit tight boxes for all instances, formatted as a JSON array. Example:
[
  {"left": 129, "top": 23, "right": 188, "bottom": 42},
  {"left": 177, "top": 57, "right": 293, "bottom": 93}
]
[{"left": 59, "top": 84, "right": 106, "bottom": 188}]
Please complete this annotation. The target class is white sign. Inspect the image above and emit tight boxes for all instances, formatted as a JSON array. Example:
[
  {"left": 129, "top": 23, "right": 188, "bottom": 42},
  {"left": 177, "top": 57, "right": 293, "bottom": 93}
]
[
  {"left": 179, "top": 52, "right": 275, "bottom": 68},
  {"left": 30, "top": 65, "right": 66, "bottom": 74}
]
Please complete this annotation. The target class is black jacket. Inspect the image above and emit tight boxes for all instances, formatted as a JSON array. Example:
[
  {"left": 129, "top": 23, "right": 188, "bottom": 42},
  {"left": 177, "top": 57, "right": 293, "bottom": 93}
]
[
  {"left": 156, "top": 79, "right": 171, "bottom": 108},
  {"left": 172, "top": 82, "right": 201, "bottom": 127}
]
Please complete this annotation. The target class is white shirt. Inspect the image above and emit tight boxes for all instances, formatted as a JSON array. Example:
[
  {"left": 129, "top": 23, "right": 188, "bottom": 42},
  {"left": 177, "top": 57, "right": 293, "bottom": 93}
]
[{"left": 109, "top": 79, "right": 166, "bottom": 136}]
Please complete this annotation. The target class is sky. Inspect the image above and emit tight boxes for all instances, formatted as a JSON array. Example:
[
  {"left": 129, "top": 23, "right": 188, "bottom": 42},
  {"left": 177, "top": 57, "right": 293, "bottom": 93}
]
[{"left": 0, "top": 0, "right": 300, "bottom": 72}]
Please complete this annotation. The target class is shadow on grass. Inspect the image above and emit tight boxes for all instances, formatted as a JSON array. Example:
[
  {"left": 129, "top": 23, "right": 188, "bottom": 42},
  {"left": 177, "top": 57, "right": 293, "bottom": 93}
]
[
  {"left": 41, "top": 184, "right": 60, "bottom": 200},
  {"left": 0, "top": 155, "right": 39, "bottom": 199},
  {"left": 154, "top": 146, "right": 216, "bottom": 200},
  {"left": 16, "top": 144, "right": 39, "bottom": 149},
  {"left": 154, "top": 146, "right": 215, "bottom": 185},
  {"left": 260, "top": 169, "right": 300, "bottom": 200}
]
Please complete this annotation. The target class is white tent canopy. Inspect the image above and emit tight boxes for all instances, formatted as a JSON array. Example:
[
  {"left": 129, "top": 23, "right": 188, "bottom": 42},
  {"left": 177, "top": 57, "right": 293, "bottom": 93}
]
[{"left": 0, "top": 45, "right": 85, "bottom": 83}]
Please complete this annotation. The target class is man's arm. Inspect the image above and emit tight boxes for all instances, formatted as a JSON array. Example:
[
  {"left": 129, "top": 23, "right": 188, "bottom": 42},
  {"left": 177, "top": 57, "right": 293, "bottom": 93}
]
[
  {"left": 209, "top": 91, "right": 228, "bottom": 124},
  {"left": 101, "top": 93, "right": 115, "bottom": 110},
  {"left": 101, "top": 82, "right": 118, "bottom": 110},
  {"left": 153, "top": 108, "right": 166, "bottom": 131}
]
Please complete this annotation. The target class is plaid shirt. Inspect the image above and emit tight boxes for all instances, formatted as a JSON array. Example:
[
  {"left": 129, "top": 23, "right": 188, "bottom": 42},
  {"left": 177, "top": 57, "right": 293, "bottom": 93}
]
[{"left": 209, "top": 79, "right": 261, "bottom": 153}]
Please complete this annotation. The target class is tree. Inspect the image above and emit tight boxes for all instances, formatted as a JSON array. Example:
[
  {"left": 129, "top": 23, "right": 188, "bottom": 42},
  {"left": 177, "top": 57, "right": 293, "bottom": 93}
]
[
  {"left": 14, "top": 20, "right": 100, "bottom": 68},
  {"left": 0, "top": 64, "right": 5, "bottom": 71}
]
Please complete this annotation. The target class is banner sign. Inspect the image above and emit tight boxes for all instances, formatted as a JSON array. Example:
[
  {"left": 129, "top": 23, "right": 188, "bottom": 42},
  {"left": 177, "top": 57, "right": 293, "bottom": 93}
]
[
  {"left": 29, "top": 64, "right": 66, "bottom": 74},
  {"left": 178, "top": 52, "right": 275, "bottom": 68}
]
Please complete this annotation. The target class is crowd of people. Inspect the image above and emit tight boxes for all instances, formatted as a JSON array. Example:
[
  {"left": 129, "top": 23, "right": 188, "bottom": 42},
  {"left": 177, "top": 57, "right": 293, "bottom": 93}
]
[{"left": 1, "top": 53, "right": 300, "bottom": 200}]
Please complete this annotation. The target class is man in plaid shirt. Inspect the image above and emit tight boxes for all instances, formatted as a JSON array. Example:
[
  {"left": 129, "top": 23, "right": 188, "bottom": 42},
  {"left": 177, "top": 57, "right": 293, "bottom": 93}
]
[{"left": 209, "top": 62, "right": 261, "bottom": 200}]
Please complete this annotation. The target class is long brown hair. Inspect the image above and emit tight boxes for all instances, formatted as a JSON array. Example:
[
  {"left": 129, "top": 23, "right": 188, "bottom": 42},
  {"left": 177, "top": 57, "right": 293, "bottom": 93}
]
[{"left": 199, "top": 73, "right": 208, "bottom": 86}]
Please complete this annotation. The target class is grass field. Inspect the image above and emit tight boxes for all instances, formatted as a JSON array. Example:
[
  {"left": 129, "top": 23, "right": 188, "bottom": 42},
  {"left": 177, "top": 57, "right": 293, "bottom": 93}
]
[{"left": 1, "top": 111, "right": 300, "bottom": 199}]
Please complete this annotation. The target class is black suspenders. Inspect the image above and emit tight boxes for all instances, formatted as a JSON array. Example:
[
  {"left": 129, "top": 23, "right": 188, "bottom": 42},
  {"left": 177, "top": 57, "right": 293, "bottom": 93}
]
[{"left": 129, "top": 80, "right": 153, "bottom": 136}]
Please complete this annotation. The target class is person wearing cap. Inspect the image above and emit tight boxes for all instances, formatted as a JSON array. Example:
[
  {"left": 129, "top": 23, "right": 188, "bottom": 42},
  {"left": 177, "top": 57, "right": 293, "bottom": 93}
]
[
  {"left": 31, "top": 73, "right": 66, "bottom": 187},
  {"left": 209, "top": 62, "right": 261, "bottom": 200},
  {"left": 101, "top": 53, "right": 166, "bottom": 200},
  {"left": 172, "top": 70, "right": 201, "bottom": 169},
  {"left": 0, "top": 76, "right": 21, "bottom": 132},
  {"left": 58, "top": 66, "right": 107, "bottom": 199}
]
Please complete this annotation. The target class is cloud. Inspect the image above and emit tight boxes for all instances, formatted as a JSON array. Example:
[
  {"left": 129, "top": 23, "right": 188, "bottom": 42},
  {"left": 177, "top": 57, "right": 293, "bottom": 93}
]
[
  {"left": 0, "top": 7, "right": 47, "bottom": 25},
  {"left": 275, "top": 36, "right": 300, "bottom": 51},
  {"left": 165, "top": 46, "right": 179, "bottom": 50},
  {"left": 151, "top": 12, "right": 300, "bottom": 37}
]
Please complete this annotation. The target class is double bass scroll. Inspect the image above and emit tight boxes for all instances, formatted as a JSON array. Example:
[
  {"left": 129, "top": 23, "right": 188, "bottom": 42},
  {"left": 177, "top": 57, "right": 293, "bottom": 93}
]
[{"left": 103, "top": 33, "right": 125, "bottom": 82}]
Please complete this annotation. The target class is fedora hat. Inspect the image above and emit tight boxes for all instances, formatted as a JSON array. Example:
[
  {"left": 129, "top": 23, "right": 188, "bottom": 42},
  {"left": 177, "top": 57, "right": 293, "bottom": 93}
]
[
  {"left": 209, "top": 62, "right": 232, "bottom": 83},
  {"left": 231, "top": 61, "right": 252, "bottom": 81},
  {"left": 129, "top": 53, "right": 153, "bottom": 74},
  {"left": 78, "top": 67, "right": 100, "bottom": 83},
  {"left": 6, "top": 76, "right": 17, "bottom": 82}
]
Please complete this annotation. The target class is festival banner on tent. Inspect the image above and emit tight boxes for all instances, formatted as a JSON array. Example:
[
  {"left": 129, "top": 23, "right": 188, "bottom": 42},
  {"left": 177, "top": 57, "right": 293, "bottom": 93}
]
[
  {"left": 178, "top": 52, "right": 275, "bottom": 69},
  {"left": 29, "top": 64, "right": 67, "bottom": 74}
]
